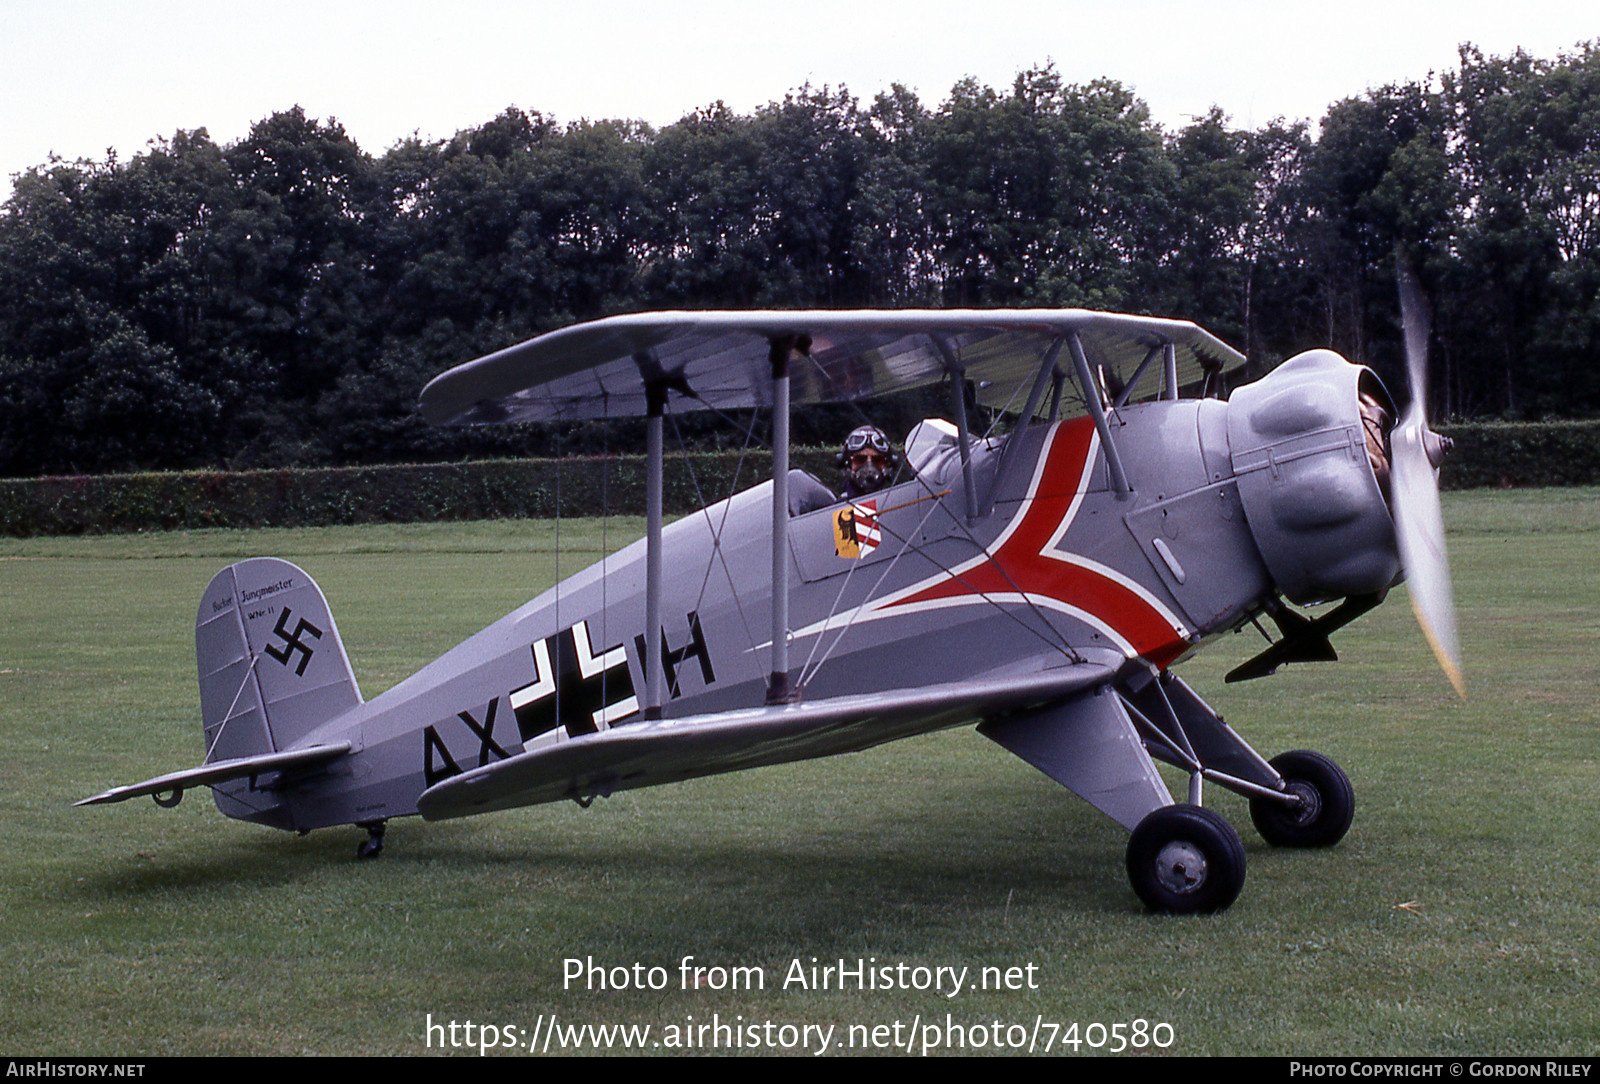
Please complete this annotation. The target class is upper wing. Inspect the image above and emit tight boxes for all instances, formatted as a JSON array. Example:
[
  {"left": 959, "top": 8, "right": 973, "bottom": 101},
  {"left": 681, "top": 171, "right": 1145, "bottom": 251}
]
[
  {"left": 418, "top": 309, "right": 1245, "bottom": 425},
  {"left": 75, "top": 743, "right": 352, "bottom": 807},
  {"left": 416, "top": 664, "right": 1115, "bottom": 820}
]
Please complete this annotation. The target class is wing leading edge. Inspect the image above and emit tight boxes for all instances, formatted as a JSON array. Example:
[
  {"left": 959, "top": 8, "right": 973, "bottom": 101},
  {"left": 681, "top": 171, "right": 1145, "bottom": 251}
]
[
  {"left": 419, "top": 309, "right": 1246, "bottom": 425},
  {"left": 417, "top": 665, "right": 1116, "bottom": 820}
]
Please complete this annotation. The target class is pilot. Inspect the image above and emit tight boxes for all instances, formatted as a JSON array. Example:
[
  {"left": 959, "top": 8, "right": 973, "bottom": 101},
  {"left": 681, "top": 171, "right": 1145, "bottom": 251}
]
[{"left": 837, "top": 424, "right": 897, "bottom": 499}]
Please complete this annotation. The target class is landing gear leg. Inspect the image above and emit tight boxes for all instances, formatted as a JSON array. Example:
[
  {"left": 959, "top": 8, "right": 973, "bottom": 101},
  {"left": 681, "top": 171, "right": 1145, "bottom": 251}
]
[{"left": 356, "top": 820, "right": 386, "bottom": 859}]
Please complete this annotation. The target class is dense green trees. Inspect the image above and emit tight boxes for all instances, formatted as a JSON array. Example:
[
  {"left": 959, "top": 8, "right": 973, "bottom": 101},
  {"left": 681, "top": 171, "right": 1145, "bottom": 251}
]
[{"left": 2, "top": 45, "right": 1597, "bottom": 476}]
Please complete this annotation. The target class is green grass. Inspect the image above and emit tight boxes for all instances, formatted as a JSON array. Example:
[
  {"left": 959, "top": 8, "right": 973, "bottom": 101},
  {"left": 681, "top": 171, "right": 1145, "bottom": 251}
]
[{"left": 2, "top": 493, "right": 1597, "bottom": 1056}]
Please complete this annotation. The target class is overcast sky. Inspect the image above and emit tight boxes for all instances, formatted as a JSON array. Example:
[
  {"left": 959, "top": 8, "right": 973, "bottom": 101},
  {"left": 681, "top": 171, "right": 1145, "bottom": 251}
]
[{"left": 2, "top": 0, "right": 1595, "bottom": 200}]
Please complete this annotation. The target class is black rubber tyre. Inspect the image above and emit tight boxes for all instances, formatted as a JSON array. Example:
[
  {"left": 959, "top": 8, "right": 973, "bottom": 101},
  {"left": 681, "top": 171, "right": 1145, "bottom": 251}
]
[
  {"left": 1250, "top": 749, "right": 1354, "bottom": 848},
  {"left": 1126, "top": 804, "right": 1247, "bottom": 913}
]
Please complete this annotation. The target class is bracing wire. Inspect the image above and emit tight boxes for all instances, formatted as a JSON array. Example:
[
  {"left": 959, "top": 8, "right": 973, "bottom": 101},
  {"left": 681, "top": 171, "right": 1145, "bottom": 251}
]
[
  {"left": 202, "top": 652, "right": 262, "bottom": 764},
  {"left": 667, "top": 403, "right": 768, "bottom": 696},
  {"left": 599, "top": 412, "right": 610, "bottom": 727},
  {"left": 979, "top": 371, "right": 1031, "bottom": 442},
  {"left": 796, "top": 479, "right": 953, "bottom": 685},
  {"left": 796, "top": 465, "right": 1084, "bottom": 689},
  {"left": 550, "top": 415, "right": 571, "bottom": 736},
  {"left": 786, "top": 354, "right": 1083, "bottom": 688}
]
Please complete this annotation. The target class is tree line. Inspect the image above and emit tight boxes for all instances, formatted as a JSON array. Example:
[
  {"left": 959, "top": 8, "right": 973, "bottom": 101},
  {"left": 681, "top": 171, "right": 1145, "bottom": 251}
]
[{"left": 1, "top": 43, "right": 1596, "bottom": 477}]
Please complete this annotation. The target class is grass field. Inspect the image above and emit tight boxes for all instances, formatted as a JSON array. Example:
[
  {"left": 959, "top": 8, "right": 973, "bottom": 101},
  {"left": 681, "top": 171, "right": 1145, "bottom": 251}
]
[{"left": 2, "top": 491, "right": 1597, "bottom": 1056}]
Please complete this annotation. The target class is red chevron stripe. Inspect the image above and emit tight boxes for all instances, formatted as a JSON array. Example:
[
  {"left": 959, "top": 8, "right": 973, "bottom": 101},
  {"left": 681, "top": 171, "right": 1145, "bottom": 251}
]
[{"left": 883, "top": 418, "right": 1187, "bottom": 668}]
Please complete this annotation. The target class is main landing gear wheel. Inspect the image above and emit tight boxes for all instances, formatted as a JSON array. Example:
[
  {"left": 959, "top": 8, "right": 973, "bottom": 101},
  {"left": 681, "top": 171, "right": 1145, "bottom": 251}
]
[
  {"left": 1250, "top": 750, "right": 1354, "bottom": 848},
  {"left": 1126, "top": 804, "right": 1247, "bottom": 914}
]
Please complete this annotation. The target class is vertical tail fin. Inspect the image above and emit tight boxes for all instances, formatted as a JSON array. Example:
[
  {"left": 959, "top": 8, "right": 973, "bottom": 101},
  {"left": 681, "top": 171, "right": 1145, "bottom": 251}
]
[{"left": 196, "top": 558, "right": 362, "bottom": 823}]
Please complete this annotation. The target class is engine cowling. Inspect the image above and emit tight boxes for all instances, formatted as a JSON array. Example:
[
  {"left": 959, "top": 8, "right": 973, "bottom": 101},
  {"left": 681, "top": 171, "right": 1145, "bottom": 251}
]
[{"left": 1227, "top": 350, "right": 1399, "bottom": 605}]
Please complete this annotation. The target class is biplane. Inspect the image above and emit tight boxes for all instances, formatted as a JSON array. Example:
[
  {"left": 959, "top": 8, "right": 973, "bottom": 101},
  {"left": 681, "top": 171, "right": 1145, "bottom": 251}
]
[{"left": 81, "top": 298, "right": 1460, "bottom": 913}]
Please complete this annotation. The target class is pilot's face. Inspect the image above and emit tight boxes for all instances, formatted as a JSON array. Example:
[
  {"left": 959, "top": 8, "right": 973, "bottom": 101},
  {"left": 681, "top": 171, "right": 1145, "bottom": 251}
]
[{"left": 848, "top": 450, "right": 891, "bottom": 474}]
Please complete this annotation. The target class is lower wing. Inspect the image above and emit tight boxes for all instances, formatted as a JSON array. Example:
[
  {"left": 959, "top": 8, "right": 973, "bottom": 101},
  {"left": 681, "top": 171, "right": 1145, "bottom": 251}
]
[{"left": 418, "top": 665, "right": 1114, "bottom": 819}]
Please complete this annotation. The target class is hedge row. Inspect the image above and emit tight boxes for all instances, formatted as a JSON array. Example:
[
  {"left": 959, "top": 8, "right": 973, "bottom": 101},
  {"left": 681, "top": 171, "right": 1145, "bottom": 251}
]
[
  {"left": 2, "top": 423, "right": 1595, "bottom": 537},
  {"left": 0, "top": 449, "right": 837, "bottom": 537},
  {"left": 1432, "top": 421, "right": 1600, "bottom": 489}
]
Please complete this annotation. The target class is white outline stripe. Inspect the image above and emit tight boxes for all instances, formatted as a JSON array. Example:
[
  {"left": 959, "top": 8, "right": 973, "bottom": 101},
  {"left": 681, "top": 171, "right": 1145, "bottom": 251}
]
[
  {"left": 509, "top": 639, "right": 556, "bottom": 711},
  {"left": 788, "top": 422, "right": 1189, "bottom": 649}
]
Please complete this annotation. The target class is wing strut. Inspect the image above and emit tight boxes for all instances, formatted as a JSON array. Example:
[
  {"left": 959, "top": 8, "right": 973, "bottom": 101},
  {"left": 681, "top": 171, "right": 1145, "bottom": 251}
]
[
  {"left": 929, "top": 336, "right": 981, "bottom": 523},
  {"left": 767, "top": 335, "right": 805, "bottom": 703},
  {"left": 634, "top": 353, "right": 696, "bottom": 719},
  {"left": 1112, "top": 345, "right": 1163, "bottom": 409},
  {"left": 643, "top": 376, "right": 667, "bottom": 719},
  {"left": 1067, "top": 331, "right": 1133, "bottom": 498},
  {"left": 1048, "top": 367, "right": 1065, "bottom": 421},
  {"left": 981, "top": 338, "right": 1063, "bottom": 517}
]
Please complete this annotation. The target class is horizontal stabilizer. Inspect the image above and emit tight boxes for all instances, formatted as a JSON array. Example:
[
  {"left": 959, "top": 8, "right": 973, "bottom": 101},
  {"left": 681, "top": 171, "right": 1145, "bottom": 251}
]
[
  {"left": 418, "top": 666, "right": 1113, "bottom": 820},
  {"left": 75, "top": 743, "right": 351, "bottom": 807}
]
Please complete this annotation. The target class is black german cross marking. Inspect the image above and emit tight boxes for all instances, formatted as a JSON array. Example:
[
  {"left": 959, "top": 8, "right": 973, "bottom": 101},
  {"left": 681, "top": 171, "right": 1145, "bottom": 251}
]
[
  {"left": 633, "top": 610, "right": 716, "bottom": 701},
  {"left": 263, "top": 607, "right": 322, "bottom": 676},
  {"left": 510, "top": 621, "right": 636, "bottom": 743}
]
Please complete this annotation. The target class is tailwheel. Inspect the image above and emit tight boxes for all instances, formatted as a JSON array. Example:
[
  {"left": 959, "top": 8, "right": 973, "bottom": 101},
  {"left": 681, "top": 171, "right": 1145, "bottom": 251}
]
[
  {"left": 1126, "top": 804, "right": 1246, "bottom": 914},
  {"left": 356, "top": 820, "right": 387, "bottom": 859},
  {"left": 1250, "top": 750, "right": 1354, "bottom": 848}
]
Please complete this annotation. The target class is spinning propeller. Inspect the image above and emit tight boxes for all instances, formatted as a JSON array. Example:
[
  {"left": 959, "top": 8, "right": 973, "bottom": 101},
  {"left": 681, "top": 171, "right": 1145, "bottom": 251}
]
[{"left": 1392, "top": 258, "right": 1465, "bottom": 697}]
